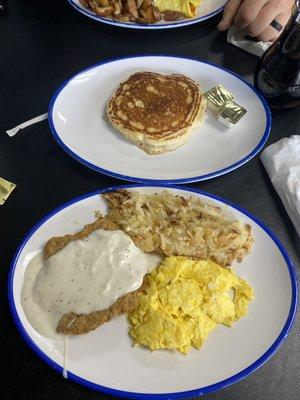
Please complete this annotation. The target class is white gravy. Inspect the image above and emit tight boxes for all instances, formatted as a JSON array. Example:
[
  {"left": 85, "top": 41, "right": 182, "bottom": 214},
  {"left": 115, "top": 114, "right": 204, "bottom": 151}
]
[{"left": 21, "top": 229, "right": 160, "bottom": 339}]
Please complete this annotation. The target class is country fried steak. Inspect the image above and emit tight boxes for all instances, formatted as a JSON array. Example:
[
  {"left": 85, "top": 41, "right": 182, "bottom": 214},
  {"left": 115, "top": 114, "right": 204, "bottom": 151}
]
[{"left": 44, "top": 217, "right": 147, "bottom": 335}]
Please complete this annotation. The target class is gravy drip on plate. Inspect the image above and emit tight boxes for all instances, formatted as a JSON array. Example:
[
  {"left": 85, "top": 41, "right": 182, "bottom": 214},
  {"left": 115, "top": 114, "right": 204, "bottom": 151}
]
[
  {"left": 63, "top": 336, "right": 69, "bottom": 379},
  {"left": 21, "top": 229, "right": 160, "bottom": 339}
]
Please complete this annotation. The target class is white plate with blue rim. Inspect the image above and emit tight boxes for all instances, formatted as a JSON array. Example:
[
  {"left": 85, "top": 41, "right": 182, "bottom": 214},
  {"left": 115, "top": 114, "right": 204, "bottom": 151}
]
[
  {"left": 68, "top": 0, "right": 227, "bottom": 29},
  {"left": 48, "top": 55, "right": 271, "bottom": 184},
  {"left": 8, "top": 184, "right": 297, "bottom": 398}
]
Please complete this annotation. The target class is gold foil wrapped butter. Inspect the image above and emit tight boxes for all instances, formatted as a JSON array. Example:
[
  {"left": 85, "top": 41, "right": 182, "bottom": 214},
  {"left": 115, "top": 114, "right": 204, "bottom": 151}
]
[
  {"left": 0, "top": 177, "right": 16, "bottom": 205},
  {"left": 204, "top": 85, "right": 234, "bottom": 112},
  {"left": 204, "top": 84, "right": 247, "bottom": 127},
  {"left": 217, "top": 101, "right": 247, "bottom": 127}
]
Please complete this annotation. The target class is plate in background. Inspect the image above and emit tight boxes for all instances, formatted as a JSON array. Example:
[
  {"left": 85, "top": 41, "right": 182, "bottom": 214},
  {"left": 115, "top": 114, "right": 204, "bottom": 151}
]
[
  {"left": 68, "top": 0, "right": 227, "bottom": 29},
  {"left": 48, "top": 56, "right": 271, "bottom": 184}
]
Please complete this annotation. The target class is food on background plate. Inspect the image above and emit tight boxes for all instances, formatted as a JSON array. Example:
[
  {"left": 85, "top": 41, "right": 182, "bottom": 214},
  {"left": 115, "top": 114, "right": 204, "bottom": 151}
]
[
  {"left": 129, "top": 256, "right": 254, "bottom": 354},
  {"left": 154, "top": 0, "right": 201, "bottom": 19},
  {"left": 80, "top": 0, "right": 161, "bottom": 24},
  {"left": 103, "top": 190, "right": 253, "bottom": 266},
  {"left": 79, "top": 0, "right": 202, "bottom": 24},
  {"left": 22, "top": 217, "right": 161, "bottom": 338},
  {"left": 106, "top": 72, "right": 206, "bottom": 155}
]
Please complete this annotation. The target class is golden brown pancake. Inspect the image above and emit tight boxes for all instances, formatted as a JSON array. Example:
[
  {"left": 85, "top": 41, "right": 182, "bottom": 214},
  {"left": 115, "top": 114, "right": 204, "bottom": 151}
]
[{"left": 106, "top": 72, "right": 206, "bottom": 154}]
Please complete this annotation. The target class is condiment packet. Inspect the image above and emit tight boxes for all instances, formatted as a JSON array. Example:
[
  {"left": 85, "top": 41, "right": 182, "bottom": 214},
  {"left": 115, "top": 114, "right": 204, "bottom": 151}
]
[
  {"left": 204, "top": 85, "right": 247, "bottom": 127},
  {"left": 204, "top": 85, "right": 234, "bottom": 112},
  {"left": 217, "top": 101, "right": 247, "bottom": 127},
  {"left": 0, "top": 177, "right": 16, "bottom": 205}
]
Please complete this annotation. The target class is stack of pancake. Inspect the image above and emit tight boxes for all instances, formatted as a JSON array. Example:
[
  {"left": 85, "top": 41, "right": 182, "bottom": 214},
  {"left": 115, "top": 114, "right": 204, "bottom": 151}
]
[{"left": 107, "top": 72, "right": 206, "bottom": 155}]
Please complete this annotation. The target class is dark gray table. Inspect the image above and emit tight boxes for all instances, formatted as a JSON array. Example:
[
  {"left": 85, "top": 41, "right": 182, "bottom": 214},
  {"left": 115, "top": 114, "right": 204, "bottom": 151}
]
[{"left": 1, "top": 1, "right": 299, "bottom": 399}]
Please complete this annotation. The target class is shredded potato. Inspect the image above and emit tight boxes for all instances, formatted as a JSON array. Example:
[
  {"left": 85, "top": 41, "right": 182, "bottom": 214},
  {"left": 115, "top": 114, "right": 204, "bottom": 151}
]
[
  {"left": 79, "top": 0, "right": 161, "bottom": 23},
  {"left": 103, "top": 190, "right": 254, "bottom": 267},
  {"left": 79, "top": 0, "right": 194, "bottom": 23}
]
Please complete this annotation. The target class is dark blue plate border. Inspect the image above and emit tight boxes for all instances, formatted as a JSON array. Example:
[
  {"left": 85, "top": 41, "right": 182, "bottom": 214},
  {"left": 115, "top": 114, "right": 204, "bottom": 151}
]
[
  {"left": 8, "top": 184, "right": 297, "bottom": 399},
  {"left": 48, "top": 55, "right": 272, "bottom": 185}
]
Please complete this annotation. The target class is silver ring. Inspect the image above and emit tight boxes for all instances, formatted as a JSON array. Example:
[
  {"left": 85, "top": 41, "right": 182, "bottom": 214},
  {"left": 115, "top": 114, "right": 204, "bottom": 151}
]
[{"left": 270, "top": 19, "right": 283, "bottom": 32}]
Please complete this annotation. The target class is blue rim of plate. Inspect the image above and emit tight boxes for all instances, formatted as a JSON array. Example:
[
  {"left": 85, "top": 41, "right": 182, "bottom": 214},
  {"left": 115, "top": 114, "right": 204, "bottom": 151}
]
[
  {"left": 8, "top": 184, "right": 297, "bottom": 399},
  {"left": 68, "top": 0, "right": 227, "bottom": 29},
  {"left": 48, "top": 55, "right": 272, "bottom": 185}
]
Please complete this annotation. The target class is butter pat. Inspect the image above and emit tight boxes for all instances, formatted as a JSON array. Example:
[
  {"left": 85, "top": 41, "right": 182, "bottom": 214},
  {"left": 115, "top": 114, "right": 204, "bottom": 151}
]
[
  {"left": 0, "top": 177, "right": 16, "bottom": 205},
  {"left": 204, "top": 85, "right": 234, "bottom": 112},
  {"left": 217, "top": 100, "right": 247, "bottom": 128}
]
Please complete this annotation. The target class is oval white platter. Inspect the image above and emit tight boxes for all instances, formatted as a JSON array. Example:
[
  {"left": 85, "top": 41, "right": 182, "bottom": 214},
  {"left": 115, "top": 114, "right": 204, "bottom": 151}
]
[
  {"left": 68, "top": 0, "right": 227, "bottom": 29},
  {"left": 8, "top": 184, "right": 297, "bottom": 398},
  {"left": 48, "top": 56, "right": 271, "bottom": 184}
]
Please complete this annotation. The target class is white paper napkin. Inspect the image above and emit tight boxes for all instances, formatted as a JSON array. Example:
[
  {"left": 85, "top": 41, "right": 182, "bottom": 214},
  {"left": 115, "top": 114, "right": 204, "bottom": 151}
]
[
  {"left": 261, "top": 135, "right": 300, "bottom": 236},
  {"left": 227, "top": 26, "right": 272, "bottom": 57}
]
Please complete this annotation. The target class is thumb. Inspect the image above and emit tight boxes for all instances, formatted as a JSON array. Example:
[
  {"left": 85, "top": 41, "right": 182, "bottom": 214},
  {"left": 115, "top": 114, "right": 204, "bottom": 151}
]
[{"left": 218, "top": 0, "right": 242, "bottom": 31}]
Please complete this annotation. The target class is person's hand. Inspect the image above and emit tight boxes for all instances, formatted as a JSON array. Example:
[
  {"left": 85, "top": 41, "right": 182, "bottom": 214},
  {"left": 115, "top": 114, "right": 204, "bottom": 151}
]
[{"left": 217, "top": 0, "right": 295, "bottom": 42}]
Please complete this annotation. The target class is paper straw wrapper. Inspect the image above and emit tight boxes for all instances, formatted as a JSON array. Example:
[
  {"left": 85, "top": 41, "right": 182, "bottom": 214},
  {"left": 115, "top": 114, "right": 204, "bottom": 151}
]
[{"left": 6, "top": 113, "right": 48, "bottom": 137}]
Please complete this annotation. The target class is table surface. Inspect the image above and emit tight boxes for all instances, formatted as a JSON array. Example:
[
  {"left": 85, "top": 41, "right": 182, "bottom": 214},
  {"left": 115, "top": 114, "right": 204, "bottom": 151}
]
[{"left": 1, "top": 1, "right": 299, "bottom": 399}]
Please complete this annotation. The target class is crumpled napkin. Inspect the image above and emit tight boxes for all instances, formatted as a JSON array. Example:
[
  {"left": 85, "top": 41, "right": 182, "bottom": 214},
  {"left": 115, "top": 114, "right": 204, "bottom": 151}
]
[
  {"left": 227, "top": 25, "right": 272, "bottom": 57},
  {"left": 261, "top": 135, "right": 300, "bottom": 236}
]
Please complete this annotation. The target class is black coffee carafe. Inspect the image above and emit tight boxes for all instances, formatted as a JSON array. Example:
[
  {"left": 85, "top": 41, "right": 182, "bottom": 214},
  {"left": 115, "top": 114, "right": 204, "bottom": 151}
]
[{"left": 254, "top": 0, "right": 300, "bottom": 109}]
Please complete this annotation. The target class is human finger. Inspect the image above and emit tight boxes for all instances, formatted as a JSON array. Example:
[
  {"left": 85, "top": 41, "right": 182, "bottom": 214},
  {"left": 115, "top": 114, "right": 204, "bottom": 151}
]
[
  {"left": 256, "top": 10, "right": 292, "bottom": 42},
  {"left": 234, "top": 0, "right": 269, "bottom": 30},
  {"left": 217, "top": 0, "right": 242, "bottom": 31},
  {"left": 245, "top": 1, "right": 287, "bottom": 37}
]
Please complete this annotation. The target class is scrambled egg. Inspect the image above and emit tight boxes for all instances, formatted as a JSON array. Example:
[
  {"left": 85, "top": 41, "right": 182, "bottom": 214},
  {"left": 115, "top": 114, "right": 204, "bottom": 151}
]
[
  {"left": 154, "top": 0, "right": 202, "bottom": 18},
  {"left": 128, "top": 256, "right": 254, "bottom": 354}
]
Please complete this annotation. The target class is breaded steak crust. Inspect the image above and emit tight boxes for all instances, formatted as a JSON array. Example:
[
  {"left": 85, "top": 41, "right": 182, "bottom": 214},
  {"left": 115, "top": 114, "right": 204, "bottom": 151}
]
[{"left": 44, "top": 217, "right": 146, "bottom": 335}]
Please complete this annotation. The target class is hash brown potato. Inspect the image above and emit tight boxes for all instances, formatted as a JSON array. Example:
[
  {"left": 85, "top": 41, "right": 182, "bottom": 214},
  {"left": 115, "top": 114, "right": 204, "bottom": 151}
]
[{"left": 103, "top": 190, "right": 254, "bottom": 266}]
